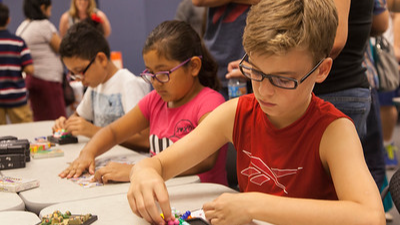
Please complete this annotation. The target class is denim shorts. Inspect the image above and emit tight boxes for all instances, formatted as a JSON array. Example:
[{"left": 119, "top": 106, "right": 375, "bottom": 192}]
[{"left": 317, "top": 88, "right": 371, "bottom": 139}]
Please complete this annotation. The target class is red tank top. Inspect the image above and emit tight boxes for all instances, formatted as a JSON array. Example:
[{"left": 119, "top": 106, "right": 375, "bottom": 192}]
[{"left": 233, "top": 94, "right": 350, "bottom": 199}]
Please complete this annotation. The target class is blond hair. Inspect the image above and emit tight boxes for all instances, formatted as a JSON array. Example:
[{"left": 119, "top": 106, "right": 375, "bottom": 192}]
[
  {"left": 68, "top": 0, "right": 97, "bottom": 19},
  {"left": 243, "top": 0, "right": 338, "bottom": 63}
]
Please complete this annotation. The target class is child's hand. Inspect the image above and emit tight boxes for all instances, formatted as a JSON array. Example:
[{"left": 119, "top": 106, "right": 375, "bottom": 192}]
[
  {"left": 92, "top": 162, "right": 133, "bottom": 183},
  {"left": 58, "top": 150, "right": 96, "bottom": 178},
  {"left": 127, "top": 163, "right": 173, "bottom": 225},
  {"left": 225, "top": 59, "right": 247, "bottom": 79},
  {"left": 203, "top": 193, "right": 253, "bottom": 225},
  {"left": 52, "top": 116, "right": 67, "bottom": 132},
  {"left": 65, "top": 116, "right": 97, "bottom": 137}
]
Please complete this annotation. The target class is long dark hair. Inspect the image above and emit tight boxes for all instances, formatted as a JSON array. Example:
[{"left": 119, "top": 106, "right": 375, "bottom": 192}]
[
  {"left": 143, "top": 20, "right": 220, "bottom": 91},
  {"left": 23, "top": 0, "right": 51, "bottom": 20}
]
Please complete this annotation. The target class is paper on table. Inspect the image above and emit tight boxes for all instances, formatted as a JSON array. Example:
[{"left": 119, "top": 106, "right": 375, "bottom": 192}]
[{"left": 68, "top": 156, "right": 135, "bottom": 188}]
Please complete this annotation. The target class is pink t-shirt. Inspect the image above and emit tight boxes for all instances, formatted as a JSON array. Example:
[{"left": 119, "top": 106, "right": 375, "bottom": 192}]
[{"left": 139, "top": 87, "right": 228, "bottom": 185}]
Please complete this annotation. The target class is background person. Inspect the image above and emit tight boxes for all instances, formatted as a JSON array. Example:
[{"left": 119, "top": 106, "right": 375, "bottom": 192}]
[
  {"left": 59, "top": 0, "right": 111, "bottom": 38},
  {"left": 16, "top": 0, "right": 66, "bottom": 121},
  {"left": 0, "top": 3, "right": 34, "bottom": 124},
  {"left": 53, "top": 22, "right": 149, "bottom": 141},
  {"left": 59, "top": 20, "right": 228, "bottom": 186}
]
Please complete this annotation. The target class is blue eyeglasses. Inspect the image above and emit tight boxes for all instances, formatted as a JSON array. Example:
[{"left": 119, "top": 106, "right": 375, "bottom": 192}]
[{"left": 140, "top": 56, "right": 202, "bottom": 84}]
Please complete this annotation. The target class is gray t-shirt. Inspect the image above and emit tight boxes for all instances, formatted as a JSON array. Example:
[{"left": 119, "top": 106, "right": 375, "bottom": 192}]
[{"left": 16, "top": 19, "right": 63, "bottom": 83}]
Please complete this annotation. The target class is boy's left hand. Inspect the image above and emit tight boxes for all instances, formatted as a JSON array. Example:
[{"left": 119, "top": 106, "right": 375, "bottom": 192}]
[
  {"left": 65, "top": 116, "right": 97, "bottom": 137},
  {"left": 203, "top": 193, "right": 252, "bottom": 225},
  {"left": 92, "top": 162, "right": 133, "bottom": 183}
]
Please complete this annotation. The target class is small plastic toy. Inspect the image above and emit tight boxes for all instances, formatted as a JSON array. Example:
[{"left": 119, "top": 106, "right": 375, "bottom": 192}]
[
  {"left": 160, "top": 208, "right": 209, "bottom": 225},
  {"left": 30, "top": 140, "right": 64, "bottom": 159},
  {"left": 47, "top": 129, "right": 78, "bottom": 145}
]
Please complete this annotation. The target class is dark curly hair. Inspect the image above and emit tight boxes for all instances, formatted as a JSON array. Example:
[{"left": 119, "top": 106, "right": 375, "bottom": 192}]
[{"left": 59, "top": 22, "right": 110, "bottom": 60}]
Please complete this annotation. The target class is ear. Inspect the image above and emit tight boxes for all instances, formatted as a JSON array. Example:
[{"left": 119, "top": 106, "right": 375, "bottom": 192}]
[
  {"left": 189, "top": 56, "right": 202, "bottom": 77},
  {"left": 97, "top": 52, "right": 109, "bottom": 68},
  {"left": 6, "top": 17, "right": 10, "bottom": 25},
  {"left": 315, "top": 57, "right": 333, "bottom": 83},
  {"left": 40, "top": 4, "right": 46, "bottom": 13}
]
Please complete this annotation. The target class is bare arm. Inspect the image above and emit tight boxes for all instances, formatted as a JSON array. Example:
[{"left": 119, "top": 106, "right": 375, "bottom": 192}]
[
  {"left": 371, "top": 8, "right": 389, "bottom": 37},
  {"left": 388, "top": 0, "right": 400, "bottom": 12},
  {"left": 203, "top": 119, "right": 385, "bottom": 225},
  {"left": 97, "top": 10, "right": 112, "bottom": 37},
  {"left": 179, "top": 112, "right": 221, "bottom": 176},
  {"left": 128, "top": 99, "right": 237, "bottom": 224},
  {"left": 392, "top": 13, "right": 400, "bottom": 61},
  {"left": 119, "top": 127, "right": 150, "bottom": 152},
  {"left": 59, "top": 105, "right": 149, "bottom": 178},
  {"left": 22, "top": 64, "right": 34, "bottom": 75},
  {"left": 59, "top": 12, "right": 69, "bottom": 38},
  {"left": 49, "top": 32, "right": 61, "bottom": 54},
  {"left": 330, "top": 0, "right": 350, "bottom": 59}
]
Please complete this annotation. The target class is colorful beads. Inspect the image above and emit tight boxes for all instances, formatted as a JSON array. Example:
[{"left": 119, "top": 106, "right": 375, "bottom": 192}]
[{"left": 162, "top": 208, "right": 203, "bottom": 225}]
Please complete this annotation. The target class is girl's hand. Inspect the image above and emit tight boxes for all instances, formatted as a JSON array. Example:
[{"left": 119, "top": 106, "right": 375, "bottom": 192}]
[
  {"left": 127, "top": 165, "right": 174, "bottom": 225},
  {"left": 92, "top": 162, "right": 133, "bottom": 183},
  {"left": 58, "top": 150, "right": 96, "bottom": 178},
  {"left": 203, "top": 193, "right": 253, "bottom": 225}
]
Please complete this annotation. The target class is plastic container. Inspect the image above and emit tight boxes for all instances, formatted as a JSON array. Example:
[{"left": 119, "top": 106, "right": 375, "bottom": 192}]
[{"left": 228, "top": 78, "right": 247, "bottom": 99}]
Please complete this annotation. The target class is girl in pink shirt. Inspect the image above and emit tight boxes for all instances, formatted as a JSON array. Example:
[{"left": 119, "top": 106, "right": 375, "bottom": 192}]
[{"left": 59, "top": 20, "right": 228, "bottom": 186}]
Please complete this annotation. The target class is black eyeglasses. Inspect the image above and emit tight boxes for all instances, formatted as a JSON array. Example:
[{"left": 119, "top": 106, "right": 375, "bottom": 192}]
[
  {"left": 239, "top": 53, "right": 324, "bottom": 89},
  {"left": 69, "top": 55, "right": 97, "bottom": 80},
  {"left": 140, "top": 56, "right": 202, "bottom": 84}
]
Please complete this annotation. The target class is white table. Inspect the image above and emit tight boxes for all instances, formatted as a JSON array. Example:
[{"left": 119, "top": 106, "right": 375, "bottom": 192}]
[
  {"left": 0, "top": 192, "right": 24, "bottom": 211},
  {"left": 0, "top": 121, "right": 199, "bottom": 214},
  {"left": 0, "top": 211, "right": 40, "bottom": 225},
  {"left": 40, "top": 183, "right": 273, "bottom": 225}
]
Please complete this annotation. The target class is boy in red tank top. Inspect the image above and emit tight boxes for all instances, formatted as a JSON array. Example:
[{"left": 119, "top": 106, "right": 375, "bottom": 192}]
[{"left": 127, "top": 0, "right": 385, "bottom": 224}]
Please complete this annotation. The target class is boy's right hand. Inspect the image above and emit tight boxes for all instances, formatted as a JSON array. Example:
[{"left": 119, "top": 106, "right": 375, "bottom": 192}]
[
  {"left": 59, "top": 150, "right": 96, "bottom": 179},
  {"left": 52, "top": 116, "right": 67, "bottom": 132},
  {"left": 127, "top": 163, "right": 174, "bottom": 225}
]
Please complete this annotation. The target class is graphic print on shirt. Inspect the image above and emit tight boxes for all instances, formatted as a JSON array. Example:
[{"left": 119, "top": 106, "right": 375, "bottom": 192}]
[
  {"left": 150, "top": 119, "right": 195, "bottom": 154},
  {"left": 150, "top": 135, "right": 174, "bottom": 154},
  {"left": 241, "top": 150, "right": 303, "bottom": 194},
  {"left": 91, "top": 91, "right": 124, "bottom": 127},
  {"left": 170, "top": 119, "right": 195, "bottom": 139}
]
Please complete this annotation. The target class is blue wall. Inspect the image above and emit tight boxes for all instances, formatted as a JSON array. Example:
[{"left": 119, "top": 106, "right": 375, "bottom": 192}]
[{"left": 2, "top": 0, "right": 181, "bottom": 75}]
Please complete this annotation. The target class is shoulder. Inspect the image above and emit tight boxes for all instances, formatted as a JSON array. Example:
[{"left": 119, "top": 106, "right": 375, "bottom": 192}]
[
  {"left": 196, "top": 87, "right": 225, "bottom": 104},
  {"left": 95, "top": 9, "right": 108, "bottom": 18},
  {"left": 138, "top": 90, "right": 160, "bottom": 109},
  {"left": 34, "top": 19, "right": 55, "bottom": 29},
  {"left": 319, "top": 116, "right": 360, "bottom": 165},
  {"left": 60, "top": 12, "right": 70, "bottom": 21},
  {"left": 117, "top": 69, "right": 148, "bottom": 86}
]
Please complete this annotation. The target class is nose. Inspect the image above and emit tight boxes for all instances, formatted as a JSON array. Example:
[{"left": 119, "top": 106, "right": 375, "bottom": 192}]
[
  {"left": 257, "top": 78, "right": 275, "bottom": 96},
  {"left": 151, "top": 78, "right": 164, "bottom": 88}
]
